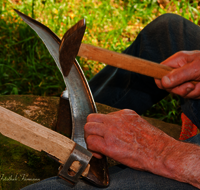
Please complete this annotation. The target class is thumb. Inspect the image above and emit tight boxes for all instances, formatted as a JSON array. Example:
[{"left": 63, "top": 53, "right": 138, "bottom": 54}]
[{"left": 161, "top": 64, "right": 197, "bottom": 89}]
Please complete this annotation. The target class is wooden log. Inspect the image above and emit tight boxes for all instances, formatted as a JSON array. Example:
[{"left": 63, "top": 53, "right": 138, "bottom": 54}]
[{"left": 0, "top": 105, "right": 90, "bottom": 177}]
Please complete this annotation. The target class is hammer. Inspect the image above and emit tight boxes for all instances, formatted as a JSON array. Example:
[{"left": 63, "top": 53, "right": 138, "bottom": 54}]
[
  {"left": 60, "top": 19, "right": 197, "bottom": 86},
  {"left": 60, "top": 19, "right": 173, "bottom": 78}
]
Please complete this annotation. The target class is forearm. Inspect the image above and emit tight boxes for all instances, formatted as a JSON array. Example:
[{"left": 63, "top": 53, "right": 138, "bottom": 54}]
[
  {"left": 153, "top": 140, "right": 200, "bottom": 188},
  {"left": 125, "top": 134, "right": 200, "bottom": 188}
]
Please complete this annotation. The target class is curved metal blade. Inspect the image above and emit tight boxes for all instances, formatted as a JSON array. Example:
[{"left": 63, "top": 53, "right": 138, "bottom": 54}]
[
  {"left": 14, "top": 9, "right": 63, "bottom": 76},
  {"left": 15, "top": 10, "right": 109, "bottom": 187},
  {"left": 59, "top": 21, "right": 109, "bottom": 187}
]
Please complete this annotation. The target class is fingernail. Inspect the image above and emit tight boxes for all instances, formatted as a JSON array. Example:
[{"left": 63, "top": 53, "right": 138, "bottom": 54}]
[
  {"left": 163, "top": 76, "right": 171, "bottom": 85},
  {"left": 186, "top": 88, "right": 193, "bottom": 92}
]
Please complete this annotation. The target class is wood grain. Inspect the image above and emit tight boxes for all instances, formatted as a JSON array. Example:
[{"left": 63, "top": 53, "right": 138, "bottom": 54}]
[
  {"left": 79, "top": 43, "right": 173, "bottom": 79},
  {"left": 0, "top": 105, "right": 89, "bottom": 177}
]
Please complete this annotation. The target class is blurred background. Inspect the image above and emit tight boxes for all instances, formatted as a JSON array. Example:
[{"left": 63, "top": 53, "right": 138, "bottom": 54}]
[{"left": 1, "top": 0, "right": 200, "bottom": 124}]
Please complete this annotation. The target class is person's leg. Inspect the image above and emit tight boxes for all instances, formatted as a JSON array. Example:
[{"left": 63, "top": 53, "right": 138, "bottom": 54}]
[
  {"left": 21, "top": 134, "right": 200, "bottom": 190},
  {"left": 21, "top": 167, "right": 199, "bottom": 190},
  {"left": 21, "top": 151, "right": 200, "bottom": 190},
  {"left": 89, "top": 13, "right": 200, "bottom": 115}
]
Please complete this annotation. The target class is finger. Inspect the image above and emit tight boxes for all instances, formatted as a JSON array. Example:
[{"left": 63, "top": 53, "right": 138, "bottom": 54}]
[
  {"left": 86, "top": 135, "right": 106, "bottom": 158},
  {"left": 87, "top": 113, "right": 107, "bottom": 123},
  {"left": 161, "top": 51, "right": 200, "bottom": 68},
  {"left": 108, "top": 109, "right": 136, "bottom": 116},
  {"left": 120, "top": 109, "right": 137, "bottom": 115},
  {"left": 154, "top": 78, "right": 164, "bottom": 89},
  {"left": 161, "top": 64, "right": 198, "bottom": 89},
  {"left": 84, "top": 122, "right": 105, "bottom": 139},
  {"left": 184, "top": 82, "right": 200, "bottom": 99},
  {"left": 91, "top": 152, "right": 103, "bottom": 159},
  {"left": 161, "top": 52, "right": 200, "bottom": 89},
  {"left": 165, "top": 82, "right": 195, "bottom": 97},
  {"left": 108, "top": 111, "right": 119, "bottom": 115},
  {"left": 107, "top": 109, "right": 129, "bottom": 116},
  {"left": 155, "top": 51, "right": 200, "bottom": 90}
]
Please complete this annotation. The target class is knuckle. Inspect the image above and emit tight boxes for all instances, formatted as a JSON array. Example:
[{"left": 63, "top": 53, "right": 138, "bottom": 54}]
[
  {"left": 193, "top": 50, "right": 200, "bottom": 53},
  {"left": 84, "top": 123, "right": 89, "bottom": 131},
  {"left": 174, "top": 88, "right": 189, "bottom": 98},
  {"left": 175, "top": 51, "right": 189, "bottom": 59},
  {"left": 86, "top": 136, "right": 92, "bottom": 146},
  {"left": 87, "top": 136, "right": 98, "bottom": 151},
  {"left": 177, "top": 51, "right": 186, "bottom": 57},
  {"left": 121, "top": 109, "right": 137, "bottom": 115},
  {"left": 190, "top": 87, "right": 200, "bottom": 99},
  {"left": 86, "top": 113, "right": 95, "bottom": 121}
]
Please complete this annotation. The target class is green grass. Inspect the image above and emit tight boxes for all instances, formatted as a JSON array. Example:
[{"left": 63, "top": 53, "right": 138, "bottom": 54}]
[
  {"left": 0, "top": 133, "right": 59, "bottom": 190},
  {"left": 1, "top": 0, "right": 200, "bottom": 122}
]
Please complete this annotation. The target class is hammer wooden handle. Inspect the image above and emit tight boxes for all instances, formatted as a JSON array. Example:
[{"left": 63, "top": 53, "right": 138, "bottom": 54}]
[
  {"left": 0, "top": 106, "right": 90, "bottom": 177},
  {"left": 79, "top": 43, "right": 173, "bottom": 79}
]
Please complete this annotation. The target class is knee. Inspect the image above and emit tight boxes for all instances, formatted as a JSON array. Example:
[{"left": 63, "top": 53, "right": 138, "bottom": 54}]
[
  {"left": 142, "top": 13, "right": 184, "bottom": 36},
  {"left": 155, "top": 13, "right": 184, "bottom": 26}
]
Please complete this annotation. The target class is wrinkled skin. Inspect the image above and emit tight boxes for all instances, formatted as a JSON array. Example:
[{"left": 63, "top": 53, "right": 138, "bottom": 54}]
[
  {"left": 155, "top": 50, "right": 200, "bottom": 99},
  {"left": 85, "top": 110, "right": 200, "bottom": 188},
  {"left": 84, "top": 50, "right": 200, "bottom": 188},
  {"left": 85, "top": 109, "right": 175, "bottom": 168}
]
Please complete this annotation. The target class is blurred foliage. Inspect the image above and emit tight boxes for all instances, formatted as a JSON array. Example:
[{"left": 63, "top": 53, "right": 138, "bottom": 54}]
[{"left": 144, "top": 94, "right": 182, "bottom": 125}]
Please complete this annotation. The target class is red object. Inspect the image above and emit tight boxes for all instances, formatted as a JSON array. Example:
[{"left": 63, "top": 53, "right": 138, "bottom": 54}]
[{"left": 179, "top": 113, "right": 198, "bottom": 140}]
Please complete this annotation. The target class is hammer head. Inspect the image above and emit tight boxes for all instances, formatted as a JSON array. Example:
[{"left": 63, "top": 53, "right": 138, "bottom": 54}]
[{"left": 59, "top": 19, "right": 86, "bottom": 76}]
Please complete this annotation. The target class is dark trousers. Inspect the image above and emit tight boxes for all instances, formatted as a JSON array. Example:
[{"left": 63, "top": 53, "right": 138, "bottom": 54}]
[
  {"left": 22, "top": 135, "right": 200, "bottom": 190},
  {"left": 89, "top": 13, "right": 200, "bottom": 128}
]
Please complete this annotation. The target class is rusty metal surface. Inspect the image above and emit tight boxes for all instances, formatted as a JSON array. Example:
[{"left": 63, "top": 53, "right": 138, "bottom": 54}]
[
  {"left": 59, "top": 143, "right": 92, "bottom": 184},
  {"left": 15, "top": 10, "right": 109, "bottom": 187},
  {"left": 55, "top": 92, "right": 72, "bottom": 137},
  {"left": 59, "top": 19, "right": 86, "bottom": 77}
]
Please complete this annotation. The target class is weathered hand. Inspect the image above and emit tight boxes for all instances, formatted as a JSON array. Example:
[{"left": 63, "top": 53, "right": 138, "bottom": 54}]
[
  {"left": 155, "top": 50, "right": 200, "bottom": 99},
  {"left": 84, "top": 109, "right": 176, "bottom": 172},
  {"left": 85, "top": 109, "right": 200, "bottom": 188}
]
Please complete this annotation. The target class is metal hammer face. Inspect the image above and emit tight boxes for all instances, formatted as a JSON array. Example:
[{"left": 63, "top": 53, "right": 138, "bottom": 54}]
[{"left": 59, "top": 19, "right": 86, "bottom": 77}]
